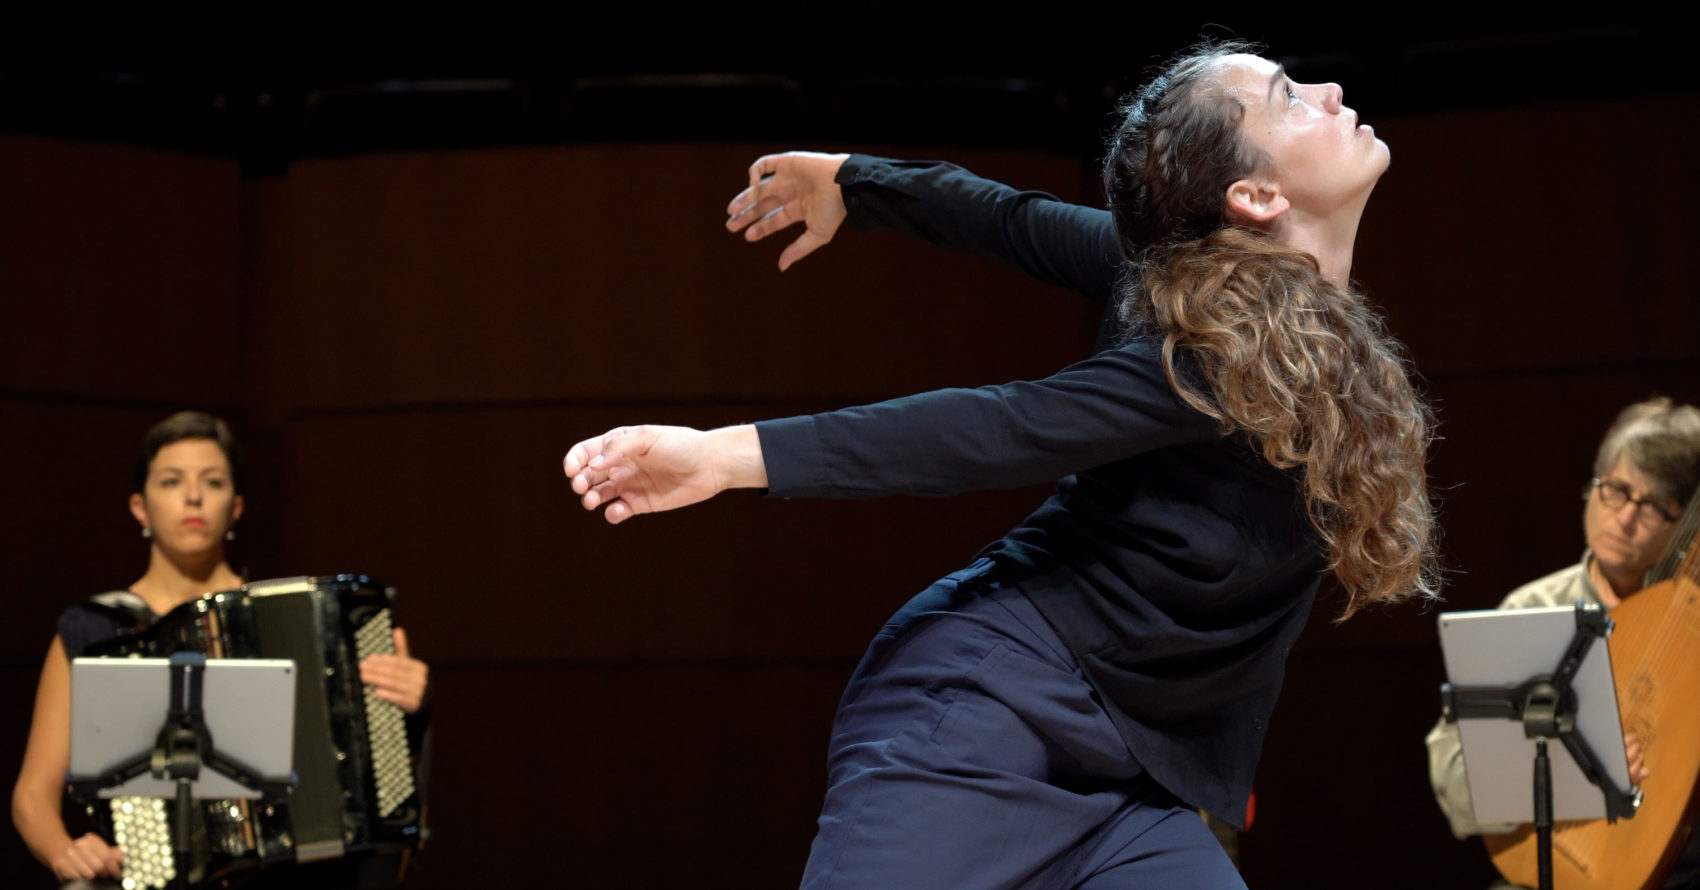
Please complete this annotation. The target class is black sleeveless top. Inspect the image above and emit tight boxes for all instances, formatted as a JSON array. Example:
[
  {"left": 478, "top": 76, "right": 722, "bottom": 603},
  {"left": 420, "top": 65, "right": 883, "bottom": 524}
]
[{"left": 57, "top": 591, "right": 158, "bottom": 658}]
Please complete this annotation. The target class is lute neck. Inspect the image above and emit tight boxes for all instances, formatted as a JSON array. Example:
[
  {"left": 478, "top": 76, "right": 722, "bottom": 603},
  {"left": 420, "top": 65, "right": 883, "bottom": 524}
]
[{"left": 1646, "top": 487, "right": 1700, "bottom": 587}]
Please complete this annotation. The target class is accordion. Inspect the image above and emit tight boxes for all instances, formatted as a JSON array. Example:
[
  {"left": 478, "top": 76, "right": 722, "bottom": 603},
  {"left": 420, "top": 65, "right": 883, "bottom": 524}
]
[{"left": 80, "top": 574, "right": 426, "bottom": 889}]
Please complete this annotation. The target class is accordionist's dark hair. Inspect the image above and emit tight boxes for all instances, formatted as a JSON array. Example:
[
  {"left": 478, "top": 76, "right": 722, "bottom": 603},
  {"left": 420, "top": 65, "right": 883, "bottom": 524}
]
[{"left": 133, "top": 411, "right": 241, "bottom": 494}]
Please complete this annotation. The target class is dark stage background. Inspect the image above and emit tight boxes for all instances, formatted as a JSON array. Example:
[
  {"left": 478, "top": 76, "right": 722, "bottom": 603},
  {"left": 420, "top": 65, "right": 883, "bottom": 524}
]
[{"left": 3, "top": 7, "right": 1699, "bottom": 889}]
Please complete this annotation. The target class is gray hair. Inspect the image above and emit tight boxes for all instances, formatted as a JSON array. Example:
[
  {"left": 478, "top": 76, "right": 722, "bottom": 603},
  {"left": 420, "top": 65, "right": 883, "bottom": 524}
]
[{"left": 1593, "top": 396, "right": 1700, "bottom": 506}]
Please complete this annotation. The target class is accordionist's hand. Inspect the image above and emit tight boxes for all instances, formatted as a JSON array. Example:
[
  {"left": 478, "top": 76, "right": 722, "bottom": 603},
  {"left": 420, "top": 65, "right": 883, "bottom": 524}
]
[
  {"left": 51, "top": 832, "right": 122, "bottom": 882},
  {"left": 359, "top": 627, "right": 430, "bottom": 714}
]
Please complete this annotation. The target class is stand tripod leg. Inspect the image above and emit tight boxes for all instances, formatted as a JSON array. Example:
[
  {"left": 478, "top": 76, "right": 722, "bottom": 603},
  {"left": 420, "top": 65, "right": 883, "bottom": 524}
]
[
  {"left": 1535, "top": 739, "right": 1553, "bottom": 890},
  {"left": 174, "top": 779, "right": 192, "bottom": 890}
]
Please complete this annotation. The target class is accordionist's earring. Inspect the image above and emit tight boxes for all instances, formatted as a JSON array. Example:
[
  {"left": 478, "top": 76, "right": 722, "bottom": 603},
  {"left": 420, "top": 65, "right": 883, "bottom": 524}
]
[
  {"left": 226, "top": 529, "right": 236, "bottom": 542},
  {"left": 141, "top": 527, "right": 152, "bottom": 539}
]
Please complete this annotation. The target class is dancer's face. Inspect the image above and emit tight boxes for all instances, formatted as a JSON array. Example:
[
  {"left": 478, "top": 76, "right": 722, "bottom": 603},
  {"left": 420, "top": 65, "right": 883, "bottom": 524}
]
[
  {"left": 129, "top": 438, "right": 243, "bottom": 558},
  {"left": 1216, "top": 53, "right": 1390, "bottom": 221}
]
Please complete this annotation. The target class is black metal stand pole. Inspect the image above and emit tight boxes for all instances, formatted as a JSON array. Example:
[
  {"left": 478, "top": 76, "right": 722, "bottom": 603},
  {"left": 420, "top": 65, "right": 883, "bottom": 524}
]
[
  {"left": 1534, "top": 738, "right": 1553, "bottom": 890},
  {"left": 163, "top": 652, "right": 204, "bottom": 890},
  {"left": 171, "top": 777, "right": 193, "bottom": 890}
]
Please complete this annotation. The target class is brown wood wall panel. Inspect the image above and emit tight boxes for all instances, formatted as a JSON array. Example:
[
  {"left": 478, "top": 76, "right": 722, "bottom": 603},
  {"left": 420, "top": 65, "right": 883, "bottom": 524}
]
[
  {"left": 1352, "top": 94, "right": 1700, "bottom": 379},
  {"left": 241, "top": 145, "right": 1101, "bottom": 416},
  {"left": 411, "top": 662, "right": 847, "bottom": 890},
  {"left": 0, "top": 402, "right": 174, "bottom": 657},
  {"left": 1244, "top": 645, "right": 1500, "bottom": 889},
  {"left": 0, "top": 136, "right": 241, "bottom": 403}
]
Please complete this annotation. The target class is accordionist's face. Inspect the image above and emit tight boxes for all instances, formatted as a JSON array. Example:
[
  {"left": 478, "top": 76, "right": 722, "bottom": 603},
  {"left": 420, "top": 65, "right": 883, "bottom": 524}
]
[{"left": 132, "top": 438, "right": 245, "bottom": 556}]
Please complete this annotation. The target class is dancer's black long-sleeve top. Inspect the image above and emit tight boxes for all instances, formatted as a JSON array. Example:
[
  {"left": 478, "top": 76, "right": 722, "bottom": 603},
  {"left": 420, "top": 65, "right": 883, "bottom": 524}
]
[{"left": 754, "top": 155, "right": 1326, "bottom": 826}]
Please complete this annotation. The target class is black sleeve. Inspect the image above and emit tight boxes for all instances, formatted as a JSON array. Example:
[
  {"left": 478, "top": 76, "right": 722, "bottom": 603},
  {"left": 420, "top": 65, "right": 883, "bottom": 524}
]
[
  {"left": 57, "top": 597, "right": 150, "bottom": 659},
  {"left": 836, "top": 155, "right": 1125, "bottom": 307},
  {"left": 755, "top": 338, "right": 1219, "bottom": 499}
]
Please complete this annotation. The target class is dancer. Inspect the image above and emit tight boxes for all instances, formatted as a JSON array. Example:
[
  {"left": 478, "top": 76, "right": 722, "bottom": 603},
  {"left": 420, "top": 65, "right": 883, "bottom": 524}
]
[{"left": 567, "top": 43, "right": 1436, "bottom": 887}]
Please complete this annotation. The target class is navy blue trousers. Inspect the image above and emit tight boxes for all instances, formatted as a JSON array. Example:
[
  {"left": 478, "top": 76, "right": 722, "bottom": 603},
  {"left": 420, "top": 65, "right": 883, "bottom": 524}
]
[{"left": 800, "top": 561, "right": 1246, "bottom": 890}]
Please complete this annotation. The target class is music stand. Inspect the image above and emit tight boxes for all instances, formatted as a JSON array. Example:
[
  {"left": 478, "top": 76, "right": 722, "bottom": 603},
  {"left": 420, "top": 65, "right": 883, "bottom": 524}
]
[
  {"left": 66, "top": 653, "right": 298, "bottom": 890},
  {"left": 1437, "top": 602, "right": 1641, "bottom": 890}
]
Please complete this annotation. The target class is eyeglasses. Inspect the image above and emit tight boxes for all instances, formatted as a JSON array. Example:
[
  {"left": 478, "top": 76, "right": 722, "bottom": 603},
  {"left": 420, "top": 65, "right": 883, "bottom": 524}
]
[{"left": 1591, "top": 477, "right": 1679, "bottom": 526}]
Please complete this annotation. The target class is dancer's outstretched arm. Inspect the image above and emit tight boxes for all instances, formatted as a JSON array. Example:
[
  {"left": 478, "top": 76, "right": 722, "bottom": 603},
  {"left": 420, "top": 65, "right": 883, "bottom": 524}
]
[
  {"left": 727, "top": 152, "right": 1121, "bottom": 306},
  {"left": 566, "top": 340, "right": 1218, "bottom": 524}
]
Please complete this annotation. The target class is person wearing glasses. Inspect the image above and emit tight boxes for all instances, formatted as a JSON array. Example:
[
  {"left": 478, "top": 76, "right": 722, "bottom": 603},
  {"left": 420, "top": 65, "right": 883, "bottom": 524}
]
[{"left": 1424, "top": 396, "right": 1700, "bottom": 884}]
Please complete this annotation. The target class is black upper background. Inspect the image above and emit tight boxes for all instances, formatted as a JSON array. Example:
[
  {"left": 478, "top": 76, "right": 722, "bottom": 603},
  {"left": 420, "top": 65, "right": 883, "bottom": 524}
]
[{"left": 3, "top": 4, "right": 1694, "bottom": 173}]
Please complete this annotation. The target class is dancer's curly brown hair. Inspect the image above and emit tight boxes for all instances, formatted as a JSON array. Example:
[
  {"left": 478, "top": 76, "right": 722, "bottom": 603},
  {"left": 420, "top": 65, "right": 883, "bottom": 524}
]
[{"left": 1103, "top": 42, "right": 1439, "bottom": 618}]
